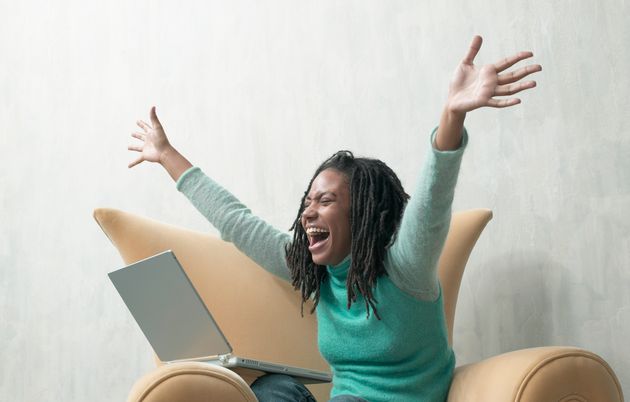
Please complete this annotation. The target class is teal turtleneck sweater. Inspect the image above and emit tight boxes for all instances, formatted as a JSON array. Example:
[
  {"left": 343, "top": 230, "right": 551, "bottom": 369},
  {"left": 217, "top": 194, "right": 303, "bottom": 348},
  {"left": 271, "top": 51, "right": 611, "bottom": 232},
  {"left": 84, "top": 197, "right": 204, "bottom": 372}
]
[
  {"left": 176, "top": 128, "right": 467, "bottom": 402},
  {"left": 318, "top": 254, "right": 453, "bottom": 401}
]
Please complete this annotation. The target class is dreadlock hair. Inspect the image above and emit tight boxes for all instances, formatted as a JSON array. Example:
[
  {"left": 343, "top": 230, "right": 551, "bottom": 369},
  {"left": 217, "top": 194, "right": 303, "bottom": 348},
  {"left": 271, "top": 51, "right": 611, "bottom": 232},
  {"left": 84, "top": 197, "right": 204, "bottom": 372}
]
[{"left": 285, "top": 150, "right": 410, "bottom": 320}]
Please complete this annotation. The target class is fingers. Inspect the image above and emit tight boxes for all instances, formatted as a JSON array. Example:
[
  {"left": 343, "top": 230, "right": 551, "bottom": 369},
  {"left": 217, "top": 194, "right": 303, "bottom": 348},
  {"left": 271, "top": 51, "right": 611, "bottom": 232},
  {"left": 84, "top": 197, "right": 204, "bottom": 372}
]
[
  {"left": 128, "top": 131, "right": 146, "bottom": 167},
  {"left": 150, "top": 106, "right": 162, "bottom": 129},
  {"left": 461, "top": 35, "right": 483, "bottom": 65},
  {"left": 136, "top": 119, "right": 152, "bottom": 132},
  {"left": 128, "top": 156, "right": 144, "bottom": 168},
  {"left": 129, "top": 107, "right": 160, "bottom": 169},
  {"left": 494, "top": 80, "right": 536, "bottom": 96},
  {"left": 498, "top": 63, "right": 542, "bottom": 85},
  {"left": 487, "top": 98, "right": 521, "bottom": 108},
  {"left": 486, "top": 77, "right": 537, "bottom": 109},
  {"left": 494, "top": 51, "right": 534, "bottom": 73}
]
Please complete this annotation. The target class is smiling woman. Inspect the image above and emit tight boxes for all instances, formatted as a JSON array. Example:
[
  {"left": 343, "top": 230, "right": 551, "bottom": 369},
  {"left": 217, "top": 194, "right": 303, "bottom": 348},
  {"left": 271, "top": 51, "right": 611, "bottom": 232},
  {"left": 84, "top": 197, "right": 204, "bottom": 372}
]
[
  {"left": 301, "top": 168, "right": 352, "bottom": 267},
  {"left": 287, "top": 151, "right": 410, "bottom": 320},
  {"left": 127, "top": 35, "right": 541, "bottom": 402}
]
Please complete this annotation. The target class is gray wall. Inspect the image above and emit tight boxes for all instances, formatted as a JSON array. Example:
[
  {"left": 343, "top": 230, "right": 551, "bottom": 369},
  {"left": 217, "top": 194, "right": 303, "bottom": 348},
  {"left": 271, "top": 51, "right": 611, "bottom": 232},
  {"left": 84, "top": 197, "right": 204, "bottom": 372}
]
[{"left": 1, "top": 0, "right": 628, "bottom": 400}]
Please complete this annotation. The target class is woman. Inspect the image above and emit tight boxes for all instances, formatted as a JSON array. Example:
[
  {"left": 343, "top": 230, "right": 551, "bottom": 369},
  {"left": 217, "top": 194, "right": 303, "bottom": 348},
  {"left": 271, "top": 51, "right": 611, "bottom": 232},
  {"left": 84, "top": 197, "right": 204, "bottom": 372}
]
[{"left": 127, "top": 36, "right": 541, "bottom": 402}]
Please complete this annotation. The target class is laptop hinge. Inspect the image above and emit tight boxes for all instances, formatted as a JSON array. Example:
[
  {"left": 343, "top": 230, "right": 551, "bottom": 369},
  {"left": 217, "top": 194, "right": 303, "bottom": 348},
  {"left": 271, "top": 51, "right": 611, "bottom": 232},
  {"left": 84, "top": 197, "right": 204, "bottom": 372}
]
[
  {"left": 218, "top": 354, "right": 231, "bottom": 364},
  {"left": 164, "top": 353, "right": 232, "bottom": 365}
]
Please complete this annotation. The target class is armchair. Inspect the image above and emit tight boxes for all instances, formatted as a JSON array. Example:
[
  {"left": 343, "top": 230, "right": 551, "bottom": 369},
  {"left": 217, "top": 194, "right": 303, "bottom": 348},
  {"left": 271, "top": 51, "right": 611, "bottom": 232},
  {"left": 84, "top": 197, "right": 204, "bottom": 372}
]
[{"left": 93, "top": 208, "right": 623, "bottom": 402}]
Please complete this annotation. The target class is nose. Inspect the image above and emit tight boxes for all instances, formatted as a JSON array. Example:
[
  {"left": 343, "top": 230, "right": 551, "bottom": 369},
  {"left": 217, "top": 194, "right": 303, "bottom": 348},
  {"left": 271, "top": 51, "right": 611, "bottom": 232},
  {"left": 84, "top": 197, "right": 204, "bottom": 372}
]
[{"left": 301, "top": 204, "right": 317, "bottom": 220}]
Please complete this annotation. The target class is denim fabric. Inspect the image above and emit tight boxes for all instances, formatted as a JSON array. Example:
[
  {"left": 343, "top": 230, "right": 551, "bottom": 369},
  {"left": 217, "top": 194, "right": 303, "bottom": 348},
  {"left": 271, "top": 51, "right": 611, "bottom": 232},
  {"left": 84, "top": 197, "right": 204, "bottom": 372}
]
[
  {"left": 329, "top": 395, "right": 369, "bottom": 402},
  {"left": 250, "top": 374, "right": 316, "bottom": 402},
  {"left": 250, "top": 374, "right": 369, "bottom": 402}
]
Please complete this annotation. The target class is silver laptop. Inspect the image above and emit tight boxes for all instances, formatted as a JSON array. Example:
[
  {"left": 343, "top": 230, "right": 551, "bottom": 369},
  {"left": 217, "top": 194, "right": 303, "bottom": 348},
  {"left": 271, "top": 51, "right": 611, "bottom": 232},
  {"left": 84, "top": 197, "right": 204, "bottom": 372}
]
[{"left": 108, "top": 250, "right": 331, "bottom": 384}]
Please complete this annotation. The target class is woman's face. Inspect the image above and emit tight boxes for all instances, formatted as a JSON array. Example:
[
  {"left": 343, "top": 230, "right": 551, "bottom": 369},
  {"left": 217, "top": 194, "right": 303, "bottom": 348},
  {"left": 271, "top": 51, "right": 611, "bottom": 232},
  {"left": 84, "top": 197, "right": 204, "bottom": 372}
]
[{"left": 301, "top": 168, "right": 352, "bottom": 266}]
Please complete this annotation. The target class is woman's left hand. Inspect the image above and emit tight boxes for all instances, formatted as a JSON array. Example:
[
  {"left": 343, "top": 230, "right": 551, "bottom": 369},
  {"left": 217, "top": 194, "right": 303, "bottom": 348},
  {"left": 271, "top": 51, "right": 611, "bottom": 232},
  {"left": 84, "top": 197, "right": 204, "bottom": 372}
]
[{"left": 446, "top": 35, "right": 542, "bottom": 114}]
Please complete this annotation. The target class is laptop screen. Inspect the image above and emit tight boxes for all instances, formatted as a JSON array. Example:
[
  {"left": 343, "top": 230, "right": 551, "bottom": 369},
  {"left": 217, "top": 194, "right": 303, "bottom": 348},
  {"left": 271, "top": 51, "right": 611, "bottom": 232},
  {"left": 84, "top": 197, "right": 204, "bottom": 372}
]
[{"left": 108, "top": 250, "right": 232, "bottom": 362}]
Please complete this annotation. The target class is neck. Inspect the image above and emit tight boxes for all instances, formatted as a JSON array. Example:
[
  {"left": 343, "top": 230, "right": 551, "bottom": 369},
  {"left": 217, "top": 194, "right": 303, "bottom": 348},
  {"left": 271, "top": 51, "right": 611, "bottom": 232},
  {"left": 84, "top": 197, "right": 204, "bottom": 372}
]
[{"left": 330, "top": 253, "right": 351, "bottom": 269}]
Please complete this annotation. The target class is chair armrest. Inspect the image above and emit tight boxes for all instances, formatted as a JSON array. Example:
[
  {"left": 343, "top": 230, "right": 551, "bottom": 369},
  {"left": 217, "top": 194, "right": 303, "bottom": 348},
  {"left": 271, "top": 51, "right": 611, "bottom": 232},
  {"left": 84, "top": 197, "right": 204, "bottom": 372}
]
[
  {"left": 448, "top": 346, "right": 623, "bottom": 402},
  {"left": 127, "top": 362, "right": 258, "bottom": 402}
]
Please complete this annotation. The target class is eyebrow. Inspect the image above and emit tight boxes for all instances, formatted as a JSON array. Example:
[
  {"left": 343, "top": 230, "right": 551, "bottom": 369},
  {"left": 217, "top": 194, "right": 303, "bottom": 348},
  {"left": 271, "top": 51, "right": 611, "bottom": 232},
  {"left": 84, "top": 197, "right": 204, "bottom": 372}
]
[{"left": 305, "top": 191, "right": 336, "bottom": 200}]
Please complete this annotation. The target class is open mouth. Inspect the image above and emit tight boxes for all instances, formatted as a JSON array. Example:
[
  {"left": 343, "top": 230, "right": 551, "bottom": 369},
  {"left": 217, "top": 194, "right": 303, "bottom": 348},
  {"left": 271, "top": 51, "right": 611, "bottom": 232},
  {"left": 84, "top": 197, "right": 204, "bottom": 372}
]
[{"left": 306, "top": 227, "right": 330, "bottom": 251}]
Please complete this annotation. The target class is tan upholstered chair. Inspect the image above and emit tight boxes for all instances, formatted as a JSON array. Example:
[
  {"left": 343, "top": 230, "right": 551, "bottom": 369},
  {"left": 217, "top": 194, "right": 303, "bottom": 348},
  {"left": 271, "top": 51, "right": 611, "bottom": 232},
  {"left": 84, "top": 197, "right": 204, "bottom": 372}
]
[{"left": 93, "top": 208, "right": 624, "bottom": 402}]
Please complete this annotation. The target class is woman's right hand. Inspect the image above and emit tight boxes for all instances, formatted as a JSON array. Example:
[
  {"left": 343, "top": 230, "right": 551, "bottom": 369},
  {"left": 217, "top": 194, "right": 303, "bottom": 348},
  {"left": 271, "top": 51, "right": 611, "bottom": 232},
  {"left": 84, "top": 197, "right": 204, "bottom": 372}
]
[
  {"left": 128, "top": 106, "right": 172, "bottom": 168},
  {"left": 128, "top": 106, "right": 194, "bottom": 182}
]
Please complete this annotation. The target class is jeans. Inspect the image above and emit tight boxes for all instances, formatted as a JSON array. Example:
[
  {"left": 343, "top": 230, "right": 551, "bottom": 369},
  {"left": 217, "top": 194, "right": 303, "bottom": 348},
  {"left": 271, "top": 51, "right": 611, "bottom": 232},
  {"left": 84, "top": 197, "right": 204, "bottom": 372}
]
[{"left": 250, "top": 374, "right": 368, "bottom": 402}]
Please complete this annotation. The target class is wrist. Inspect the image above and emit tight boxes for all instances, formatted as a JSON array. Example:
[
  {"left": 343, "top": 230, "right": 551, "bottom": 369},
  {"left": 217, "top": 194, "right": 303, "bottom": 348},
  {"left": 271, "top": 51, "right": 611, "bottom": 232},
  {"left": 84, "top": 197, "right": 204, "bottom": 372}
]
[
  {"left": 159, "top": 145, "right": 194, "bottom": 182},
  {"left": 434, "top": 106, "right": 466, "bottom": 151},
  {"left": 159, "top": 145, "right": 177, "bottom": 166},
  {"left": 443, "top": 102, "right": 467, "bottom": 121}
]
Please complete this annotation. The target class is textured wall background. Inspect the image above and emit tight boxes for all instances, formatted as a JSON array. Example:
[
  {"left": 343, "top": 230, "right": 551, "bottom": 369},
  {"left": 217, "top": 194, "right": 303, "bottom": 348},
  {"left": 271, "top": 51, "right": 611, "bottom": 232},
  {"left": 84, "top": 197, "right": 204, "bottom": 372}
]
[{"left": 1, "top": 0, "right": 628, "bottom": 400}]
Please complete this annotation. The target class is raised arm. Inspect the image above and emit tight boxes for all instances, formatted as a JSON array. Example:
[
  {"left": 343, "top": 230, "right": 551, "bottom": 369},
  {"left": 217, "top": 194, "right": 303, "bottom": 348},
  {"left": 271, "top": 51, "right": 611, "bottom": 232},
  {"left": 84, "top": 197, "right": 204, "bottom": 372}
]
[
  {"left": 127, "top": 107, "right": 292, "bottom": 281},
  {"left": 386, "top": 36, "right": 542, "bottom": 300},
  {"left": 385, "top": 128, "right": 467, "bottom": 300}
]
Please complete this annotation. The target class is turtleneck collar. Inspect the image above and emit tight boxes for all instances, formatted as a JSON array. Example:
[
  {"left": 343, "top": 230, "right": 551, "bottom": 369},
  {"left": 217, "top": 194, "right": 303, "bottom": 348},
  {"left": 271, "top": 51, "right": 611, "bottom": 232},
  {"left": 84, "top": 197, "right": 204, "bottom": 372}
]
[{"left": 327, "top": 253, "right": 351, "bottom": 280}]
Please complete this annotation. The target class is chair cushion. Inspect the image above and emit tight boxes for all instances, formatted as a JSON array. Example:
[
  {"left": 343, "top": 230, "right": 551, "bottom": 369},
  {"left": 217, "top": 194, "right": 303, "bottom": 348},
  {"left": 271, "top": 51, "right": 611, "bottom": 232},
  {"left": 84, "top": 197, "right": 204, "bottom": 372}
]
[
  {"left": 127, "top": 362, "right": 257, "bottom": 402},
  {"left": 447, "top": 346, "right": 623, "bottom": 402}
]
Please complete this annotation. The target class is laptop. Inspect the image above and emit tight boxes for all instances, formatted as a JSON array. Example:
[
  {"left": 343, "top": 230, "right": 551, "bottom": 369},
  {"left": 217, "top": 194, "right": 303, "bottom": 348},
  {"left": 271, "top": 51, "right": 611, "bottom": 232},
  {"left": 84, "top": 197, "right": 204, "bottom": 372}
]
[{"left": 108, "top": 250, "right": 331, "bottom": 384}]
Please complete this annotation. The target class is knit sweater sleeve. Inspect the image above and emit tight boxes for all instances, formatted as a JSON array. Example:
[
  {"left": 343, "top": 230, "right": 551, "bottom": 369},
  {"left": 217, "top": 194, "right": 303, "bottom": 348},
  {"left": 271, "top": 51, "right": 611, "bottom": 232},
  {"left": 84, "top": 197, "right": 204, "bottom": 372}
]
[
  {"left": 385, "top": 126, "right": 468, "bottom": 301},
  {"left": 175, "top": 167, "right": 292, "bottom": 282}
]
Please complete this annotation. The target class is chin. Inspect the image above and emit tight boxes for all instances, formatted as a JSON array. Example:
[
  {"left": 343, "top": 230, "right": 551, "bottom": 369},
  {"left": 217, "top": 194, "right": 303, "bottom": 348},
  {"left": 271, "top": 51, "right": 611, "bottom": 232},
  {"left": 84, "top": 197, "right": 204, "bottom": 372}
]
[{"left": 311, "top": 254, "right": 332, "bottom": 266}]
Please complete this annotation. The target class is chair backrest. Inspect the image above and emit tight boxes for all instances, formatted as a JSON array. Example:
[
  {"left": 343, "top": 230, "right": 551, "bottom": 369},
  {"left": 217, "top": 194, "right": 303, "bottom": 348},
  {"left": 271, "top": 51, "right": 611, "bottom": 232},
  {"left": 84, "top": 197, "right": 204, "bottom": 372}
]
[
  {"left": 437, "top": 209, "right": 493, "bottom": 346},
  {"left": 94, "top": 207, "right": 491, "bottom": 399}
]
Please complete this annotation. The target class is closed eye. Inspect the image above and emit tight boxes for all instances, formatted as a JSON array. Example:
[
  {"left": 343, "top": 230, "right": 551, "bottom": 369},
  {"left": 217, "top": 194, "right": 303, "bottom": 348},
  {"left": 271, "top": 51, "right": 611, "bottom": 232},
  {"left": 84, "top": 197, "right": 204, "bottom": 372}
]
[{"left": 303, "top": 192, "right": 336, "bottom": 208}]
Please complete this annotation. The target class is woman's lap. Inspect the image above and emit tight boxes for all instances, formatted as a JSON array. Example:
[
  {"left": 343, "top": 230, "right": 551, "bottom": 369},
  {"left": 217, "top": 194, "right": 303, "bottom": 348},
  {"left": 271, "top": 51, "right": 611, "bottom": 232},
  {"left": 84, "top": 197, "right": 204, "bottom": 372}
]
[
  {"left": 250, "top": 374, "right": 316, "bottom": 402},
  {"left": 329, "top": 394, "right": 369, "bottom": 402},
  {"left": 250, "top": 374, "right": 368, "bottom": 402}
]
